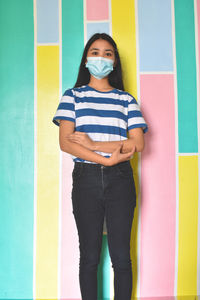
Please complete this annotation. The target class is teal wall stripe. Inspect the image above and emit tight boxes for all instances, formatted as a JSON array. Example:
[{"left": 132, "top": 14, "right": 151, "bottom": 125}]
[
  {"left": 62, "top": 0, "right": 84, "bottom": 92},
  {"left": 174, "top": 0, "right": 198, "bottom": 153},
  {"left": 0, "top": 0, "right": 34, "bottom": 298},
  {"left": 62, "top": 1, "right": 111, "bottom": 296},
  {"left": 97, "top": 235, "right": 111, "bottom": 299}
]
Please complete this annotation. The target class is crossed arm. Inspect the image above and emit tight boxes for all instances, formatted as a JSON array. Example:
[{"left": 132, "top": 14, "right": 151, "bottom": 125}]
[
  {"left": 67, "top": 127, "right": 145, "bottom": 153},
  {"left": 59, "top": 120, "right": 144, "bottom": 166}
]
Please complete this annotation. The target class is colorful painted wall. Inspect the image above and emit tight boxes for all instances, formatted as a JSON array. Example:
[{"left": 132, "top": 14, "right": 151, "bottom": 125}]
[{"left": 0, "top": 0, "right": 200, "bottom": 299}]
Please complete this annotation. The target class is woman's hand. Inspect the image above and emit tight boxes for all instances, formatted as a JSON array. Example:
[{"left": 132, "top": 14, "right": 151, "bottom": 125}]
[
  {"left": 121, "top": 137, "right": 135, "bottom": 153},
  {"left": 105, "top": 143, "right": 135, "bottom": 166},
  {"left": 67, "top": 132, "right": 95, "bottom": 150}
]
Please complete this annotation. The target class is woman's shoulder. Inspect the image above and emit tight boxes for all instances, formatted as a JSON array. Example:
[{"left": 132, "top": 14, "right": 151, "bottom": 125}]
[
  {"left": 62, "top": 85, "right": 87, "bottom": 96},
  {"left": 115, "top": 89, "right": 137, "bottom": 103}
]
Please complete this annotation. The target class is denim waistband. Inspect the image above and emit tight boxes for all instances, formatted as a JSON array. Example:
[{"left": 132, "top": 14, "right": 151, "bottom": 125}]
[{"left": 74, "top": 160, "right": 130, "bottom": 170}]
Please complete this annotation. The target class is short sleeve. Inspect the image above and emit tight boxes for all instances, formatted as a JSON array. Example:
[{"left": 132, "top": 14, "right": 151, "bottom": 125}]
[
  {"left": 127, "top": 96, "right": 148, "bottom": 133},
  {"left": 52, "top": 88, "right": 75, "bottom": 126}
]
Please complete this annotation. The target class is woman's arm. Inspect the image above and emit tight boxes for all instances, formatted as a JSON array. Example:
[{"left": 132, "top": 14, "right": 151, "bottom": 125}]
[
  {"left": 67, "top": 127, "right": 145, "bottom": 153},
  {"left": 59, "top": 120, "right": 135, "bottom": 166}
]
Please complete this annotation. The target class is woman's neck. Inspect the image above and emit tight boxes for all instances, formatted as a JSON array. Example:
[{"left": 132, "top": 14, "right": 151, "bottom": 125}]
[{"left": 88, "top": 76, "right": 114, "bottom": 91}]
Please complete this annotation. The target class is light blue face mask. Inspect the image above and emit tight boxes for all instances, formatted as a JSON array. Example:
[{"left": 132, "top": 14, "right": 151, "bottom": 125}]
[{"left": 85, "top": 56, "right": 114, "bottom": 80}]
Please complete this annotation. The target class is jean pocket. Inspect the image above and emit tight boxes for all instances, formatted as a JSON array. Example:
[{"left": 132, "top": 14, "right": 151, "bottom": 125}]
[{"left": 116, "top": 161, "right": 133, "bottom": 178}]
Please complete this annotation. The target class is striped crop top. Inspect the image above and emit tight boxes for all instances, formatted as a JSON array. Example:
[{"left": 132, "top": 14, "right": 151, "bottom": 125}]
[{"left": 53, "top": 84, "right": 148, "bottom": 163}]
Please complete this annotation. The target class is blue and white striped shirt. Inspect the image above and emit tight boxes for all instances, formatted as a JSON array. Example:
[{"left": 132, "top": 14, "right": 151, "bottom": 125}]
[{"left": 53, "top": 84, "right": 148, "bottom": 163}]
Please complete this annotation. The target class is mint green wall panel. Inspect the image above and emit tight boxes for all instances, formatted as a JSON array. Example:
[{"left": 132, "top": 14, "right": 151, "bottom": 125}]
[
  {"left": 174, "top": 0, "right": 198, "bottom": 153},
  {"left": 0, "top": 0, "right": 34, "bottom": 298}
]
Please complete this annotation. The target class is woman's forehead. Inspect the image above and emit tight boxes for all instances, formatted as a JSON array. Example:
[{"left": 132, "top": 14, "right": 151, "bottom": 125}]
[{"left": 88, "top": 39, "right": 114, "bottom": 51}]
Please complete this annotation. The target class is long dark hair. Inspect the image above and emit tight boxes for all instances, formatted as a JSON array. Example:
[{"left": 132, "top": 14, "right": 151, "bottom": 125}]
[{"left": 73, "top": 33, "right": 125, "bottom": 91}]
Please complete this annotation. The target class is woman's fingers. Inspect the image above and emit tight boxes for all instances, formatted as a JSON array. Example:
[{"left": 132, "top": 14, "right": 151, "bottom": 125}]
[
  {"left": 67, "top": 133, "right": 82, "bottom": 141},
  {"left": 118, "top": 145, "right": 135, "bottom": 161},
  {"left": 71, "top": 131, "right": 85, "bottom": 136},
  {"left": 66, "top": 132, "right": 94, "bottom": 150},
  {"left": 128, "top": 145, "right": 135, "bottom": 156},
  {"left": 67, "top": 132, "right": 87, "bottom": 141},
  {"left": 67, "top": 136, "right": 78, "bottom": 142},
  {"left": 125, "top": 145, "right": 135, "bottom": 159}
]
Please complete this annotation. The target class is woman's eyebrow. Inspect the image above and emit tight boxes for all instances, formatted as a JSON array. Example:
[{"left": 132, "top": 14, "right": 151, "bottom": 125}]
[
  {"left": 89, "top": 48, "right": 113, "bottom": 52},
  {"left": 90, "top": 48, "right": 99, "bottom": 51}
]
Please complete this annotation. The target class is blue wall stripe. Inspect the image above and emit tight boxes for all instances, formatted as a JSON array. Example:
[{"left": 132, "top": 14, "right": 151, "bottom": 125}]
[
  {"left": 138, "top": 0, "right": 173, "bottom": 71},
  {"left": 37, "top": 0, "right": 59, "bottom": 43},
  {"left": 87, "top": 22, "right": 110, "bottom": 40}
]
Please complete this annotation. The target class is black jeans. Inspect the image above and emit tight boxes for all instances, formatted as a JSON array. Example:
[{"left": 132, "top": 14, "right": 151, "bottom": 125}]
[{"left": 71, "top": 160, "right": 136, "bottom": 300}]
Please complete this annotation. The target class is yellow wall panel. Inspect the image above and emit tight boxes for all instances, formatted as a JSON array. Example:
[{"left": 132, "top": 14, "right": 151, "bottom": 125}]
[
  {"left": 36, "top": 45, "right": 60, "bottom": 298},
  {"left": 178, "top": 155, "right": 198, "bottom": 295},
  {"left": 111, "top": 1, "right": 138, "bottom": 297},
  {"left": 111, "top": 0, "right": 137, "bottom": 96}
]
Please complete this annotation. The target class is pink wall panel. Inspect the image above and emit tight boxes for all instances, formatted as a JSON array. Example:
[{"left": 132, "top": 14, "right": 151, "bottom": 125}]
[
  {"left": 86, "top": 0, "right": 109, "bottom": 20},
  {"left": 60, "top": 154, "right": 80, "bottom": 298},
  {"left": 140, "top": 74, "right": 176, "bottom": 296}
]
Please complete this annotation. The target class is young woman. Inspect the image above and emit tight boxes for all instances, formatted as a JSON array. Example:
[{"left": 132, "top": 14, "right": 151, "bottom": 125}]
[{"left": 53, "top": 33, "right": 148, "bottom": 300}]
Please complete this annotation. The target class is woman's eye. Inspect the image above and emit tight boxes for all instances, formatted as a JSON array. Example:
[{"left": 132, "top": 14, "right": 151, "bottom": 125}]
[
  {"left": 91, "top": 51, "right": 98, "bottom": 55},
  {"left": 106, "top": 53, "right": 112, "bottom": 56}
]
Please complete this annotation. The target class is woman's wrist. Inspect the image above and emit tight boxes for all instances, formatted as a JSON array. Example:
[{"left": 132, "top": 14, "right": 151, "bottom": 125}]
[{"left": 101, "top": 156, "right": 112, "bottom": 166}]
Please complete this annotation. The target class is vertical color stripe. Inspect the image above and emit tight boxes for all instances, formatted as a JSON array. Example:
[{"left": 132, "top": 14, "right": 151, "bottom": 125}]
[
  {"left": 112, "top": 1, "right": 138, "bottom": 297},
  {"left": 85, "top": 1, "right": 111, "bottom": 297},
  {"left": 138, "top": 0, "right": 173, "bottom": 71},
  {"left": 85, "top": 1, "right": 112, "bottom": 297},
  {"left": 197, "top": 1, "right": 200, "bottom": 293},
  {"left": 62, "top": 0, "right": 84, "bottom": 90},
  {"left": 97, "top": 235, "right": 111, "bottom": 299},
  {"left": 37, "top": 0, "right": 59, "bottom": 43},
  {"left": 130, "top": 152, "right": 140, "bottom": 298},
  {"left": 198, "top": 153, "right": 200, "bottom": 294},
  {"left": 87, "top": 22, "right": 110, "bottom": 40},
  {"left": 140, "top": 74, "right": 176, "bottom": 297},
  {"left": 86, "top": 0, "right": 109, "bottom": 20},
  {"left": 171, "top": 0, "right": 179, "bottom": 296},
  {"left": 61, "top": 0, "right": 84, "bottom": 298},
  {"left": 111, "top": 0, "right": 137, "bottom": 96},
  {"left": 134, "top": 1, "right": 142, "bottom": 296},
  {"left": 61, "top": 155, "right": 80, "bottom": 298},
  {"left": 33, "top": 0, "right": 37, "bottom": 298},
  {"left": 198, "top": 0, "right": 200, "bottom": 87},
  {"left": 57, "top": 1, "right": 62, "bottom": 299},
  {"left": 0, "top": 0, "right": 34, "bottom": 298},
  {"left": 36, "top": 46, "right": 60, "bottom": 298},
  {"left": 177, "top": 156, "right": 198, "bottom": 295},
  {"left": 174, "top": 0, "right": 198, "bottom": 153}
]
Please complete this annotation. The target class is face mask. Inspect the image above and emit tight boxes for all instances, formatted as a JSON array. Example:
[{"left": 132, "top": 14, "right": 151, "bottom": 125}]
[{"left": 85, "top": 56, "right": 114, "bottom": 80}]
